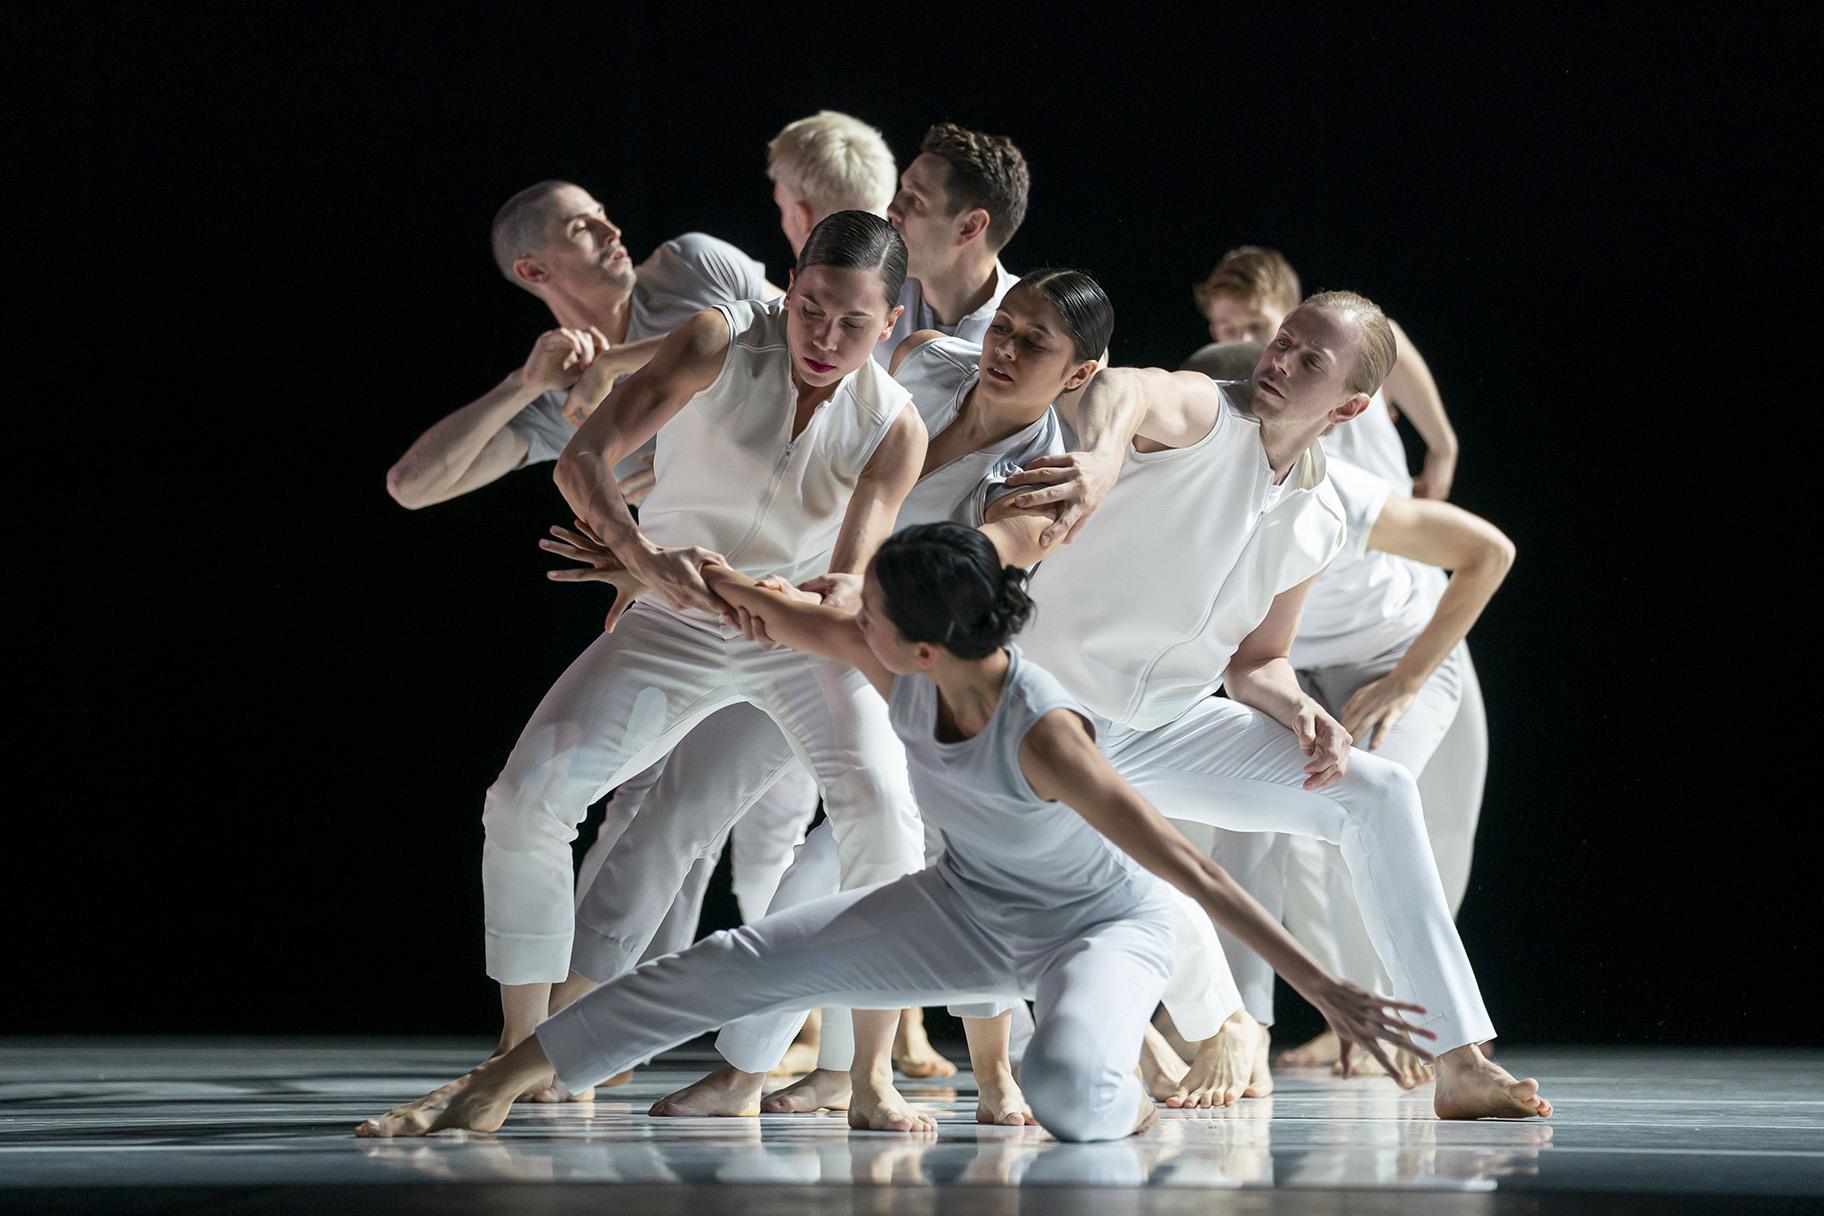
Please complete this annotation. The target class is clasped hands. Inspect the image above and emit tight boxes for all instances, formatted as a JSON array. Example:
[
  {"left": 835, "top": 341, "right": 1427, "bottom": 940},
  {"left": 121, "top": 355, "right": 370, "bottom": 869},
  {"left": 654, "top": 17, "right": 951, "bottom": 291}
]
[{"left": 540, "top": 520, "right": 840, "bottom": 644}]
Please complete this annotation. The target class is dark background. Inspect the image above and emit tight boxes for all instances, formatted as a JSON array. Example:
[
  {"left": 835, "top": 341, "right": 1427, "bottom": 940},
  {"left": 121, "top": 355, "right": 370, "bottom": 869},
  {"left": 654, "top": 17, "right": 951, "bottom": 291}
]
[{"left": 13, "top": 6, "right": 1813, "bottom": 1043}]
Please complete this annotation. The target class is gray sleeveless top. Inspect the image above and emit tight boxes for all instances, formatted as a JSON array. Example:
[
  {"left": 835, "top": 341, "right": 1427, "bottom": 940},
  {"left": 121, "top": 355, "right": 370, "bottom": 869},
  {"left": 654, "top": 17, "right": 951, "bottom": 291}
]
[
  {"left": 892, "top": 336, "right": 1064, "bottom": 529},
  {"left": 887, "top": 647, "right": 1170, "bottom": 943}
]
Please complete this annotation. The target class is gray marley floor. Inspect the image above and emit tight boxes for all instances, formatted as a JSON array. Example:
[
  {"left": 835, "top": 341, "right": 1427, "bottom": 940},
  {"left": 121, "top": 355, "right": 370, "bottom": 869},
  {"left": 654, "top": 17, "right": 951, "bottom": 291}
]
[{"left": 1, "top": 1040, "right": 1819, "bottom": 1214}]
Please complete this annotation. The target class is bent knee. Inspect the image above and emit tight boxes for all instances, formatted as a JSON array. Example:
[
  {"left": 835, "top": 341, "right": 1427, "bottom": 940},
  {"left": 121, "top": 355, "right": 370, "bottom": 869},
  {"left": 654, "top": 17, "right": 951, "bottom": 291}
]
[
  {"left": 1022, "top": 1019, "right": 1125, "bottom": 1143},
  {"left": 1336, "top": 752, "right": 1422, "bottom": 818}
]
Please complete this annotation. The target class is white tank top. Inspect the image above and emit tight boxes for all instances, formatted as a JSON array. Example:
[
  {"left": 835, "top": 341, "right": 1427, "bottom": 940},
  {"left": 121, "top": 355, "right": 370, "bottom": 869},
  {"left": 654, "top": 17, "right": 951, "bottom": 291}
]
[
  {"left": 893, "top": 336, "right": 1063, "bottom": 529},
  {"left": 637, "top": 296, "right": 912, "bottom": 605},
  {"left": 1291, "top": 459, "right": 1433, "bottom": 669},
  {"left": 1021, "top": 382, "right": 1347, "bottom": 730},
  {"left": 1322, "top": 391, "right": 1409, "bottom": 493}
]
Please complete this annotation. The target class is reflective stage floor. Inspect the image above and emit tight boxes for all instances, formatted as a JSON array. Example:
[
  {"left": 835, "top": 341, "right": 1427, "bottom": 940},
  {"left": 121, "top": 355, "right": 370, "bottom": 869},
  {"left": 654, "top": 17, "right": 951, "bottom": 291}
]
[{"left": 2, "top": 1040, "right": 1819, "bottom": 1214}]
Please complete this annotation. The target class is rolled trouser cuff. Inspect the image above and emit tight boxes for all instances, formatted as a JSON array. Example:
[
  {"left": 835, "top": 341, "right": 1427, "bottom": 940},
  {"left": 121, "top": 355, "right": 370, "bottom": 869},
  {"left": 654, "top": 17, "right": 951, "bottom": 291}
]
[{"left": 486, "top": 932, "right": 575, "bottom": 986}]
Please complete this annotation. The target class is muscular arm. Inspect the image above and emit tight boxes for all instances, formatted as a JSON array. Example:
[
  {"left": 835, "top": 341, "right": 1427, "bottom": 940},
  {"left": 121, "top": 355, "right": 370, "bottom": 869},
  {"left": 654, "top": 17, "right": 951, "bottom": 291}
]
[
  {"left": 554, "top": 310, "right": 728, "bottom": 560},
  {"left": 1364, "top": 495, "right": 1515, "bottom": 693},
  {"left": 385, "top": 373, "right": 538, "bottom": 508},
  {"left": 1020, "top": 710, "right": 1430, "bottom": 1065},
  {"left": 1002, "top": 366, "right": 1224, "bottom": 545},
  {"left": 825, "top": 403, "right": 928, "bottom": 577},
  {"left": 1381, "top": 319, "right": 1460, "bottom": 499},
  {"left": 558, "top": 334, "right": 674, "bottom": 426},
  {"left": 1222, "top": 573, "right": 1354, "bottom": 789}
]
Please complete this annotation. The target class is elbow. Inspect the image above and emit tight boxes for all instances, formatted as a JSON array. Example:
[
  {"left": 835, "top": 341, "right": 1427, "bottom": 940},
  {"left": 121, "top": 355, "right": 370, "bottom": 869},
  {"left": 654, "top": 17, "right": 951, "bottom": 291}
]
[
  {"left": 385, "top": 462, "right": 429, "bottom": 510},
  {"left": 1487, "top": 530, "right": 1517, "bottom": 578}
]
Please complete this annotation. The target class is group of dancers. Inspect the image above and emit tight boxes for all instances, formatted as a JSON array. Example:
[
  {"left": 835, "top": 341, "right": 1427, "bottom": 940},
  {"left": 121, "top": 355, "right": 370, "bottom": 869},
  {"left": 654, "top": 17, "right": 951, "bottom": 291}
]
[{"left": 363, "top": 111, "right": 1548, "bottom": 1142}]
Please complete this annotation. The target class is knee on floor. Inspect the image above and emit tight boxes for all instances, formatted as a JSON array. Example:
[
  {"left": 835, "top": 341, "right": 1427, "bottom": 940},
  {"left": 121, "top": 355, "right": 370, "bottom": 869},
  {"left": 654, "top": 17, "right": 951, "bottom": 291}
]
[{"left": 1021, "top": 1015, "right": 1127, "bottom": 1143}]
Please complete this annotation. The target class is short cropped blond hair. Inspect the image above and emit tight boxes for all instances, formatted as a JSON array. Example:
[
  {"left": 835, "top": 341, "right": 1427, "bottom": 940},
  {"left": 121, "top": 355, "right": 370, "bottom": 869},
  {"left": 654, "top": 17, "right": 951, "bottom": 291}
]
[
  {"left": 1302, "top": 290, "right": 1398, "bottom": 396},
  {"left": 1193, "top": 246, "right": 1302, "bottom": 316},
  {"left": 767, "top": 111, "right": 896, "bottom": 218}
]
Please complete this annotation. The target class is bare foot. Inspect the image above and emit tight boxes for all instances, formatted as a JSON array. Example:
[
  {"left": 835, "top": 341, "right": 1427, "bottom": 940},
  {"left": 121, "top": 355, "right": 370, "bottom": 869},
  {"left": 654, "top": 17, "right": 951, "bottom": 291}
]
[
  {"left": 1337, "top": 1041, "right": 1432, "bottom": 1089},
  {"left": 974, "top": 1066, "right": 1035, "bottom": 1126},
  {"left": 1245, "top": 1030, "right": 1274, "bottom": 1098},
  {"left": 1170, "top": 1011, "right": 1264, "bottom": 1108},
  {"left": 528, "top": 1077, "right": 599, "bottom": 1104},
  {"left": 1137, "top": 1023, "right": 1189, "bottom": 1101},
  {"left": 356, "top": 1060, "right": 526, "bottom": 1138},
  {"left": 848, "top": 1071, "right": 938, "bottom": 1133},
  {"left": 760, "top": 1068, "right": 852, "bottom": 1113},
  {"left": 893, "top": 1008, "right": 958, "bottom": 1079},
  {"left": 1131, "top": 1091, "right": 1159, "bottom": 1137},
  {"left": 1276, "top": 1028, "right": 1340, "bottom": 1069},
  {"left": 1433, "top": 1044, "right": 1551, "bottom": 1120},
  {"left": 648, "top": 1065, "right": 765, "bottom": 1118},
  {"left": 1151, "top": 1007, "right": 1197, "bottom": 1061},
  {"left": 771, "top": 1010, "right": 822, "bottom": 1077}
]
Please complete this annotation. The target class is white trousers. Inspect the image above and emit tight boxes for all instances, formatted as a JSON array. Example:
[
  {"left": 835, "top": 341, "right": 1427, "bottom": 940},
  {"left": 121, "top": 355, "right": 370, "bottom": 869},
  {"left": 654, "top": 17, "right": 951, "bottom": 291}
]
[
  {"left": 482, "top": 602, "right": 923, "bottom": 984},
  {"left": 1221, "top": 646, "right": 1466, "bottom": 1019},
  {"left": 537, "top": 867, "right": 1173, "bottom": 1142},
  {"left": 1099, "top": 694, "right": 1495, "bottom": 1053},
  {"left": 571, "top": 709, "right": 817, "bottom": 973}
]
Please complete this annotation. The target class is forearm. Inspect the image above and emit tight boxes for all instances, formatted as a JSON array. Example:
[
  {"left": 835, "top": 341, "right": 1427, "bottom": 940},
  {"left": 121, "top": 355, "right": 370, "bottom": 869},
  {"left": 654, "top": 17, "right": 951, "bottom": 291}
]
[
  {"left": 1383, "top": 339, "right": 1458, "bottom": 458},
  {"left": 1222, "top": 656, "right": 1319, "bottom": 733},
  {"left": 1125, "top": 823, "right": 1329, "bottom": 995},
  {"left": 1066, "top": 366, "right": 1149, "bottom": 461},
  {"left": 554, "top": 422, "right": 647, "bottom": 559},
  {"left": 701, "top": 567, "right": 862, "bottom": 659},
  {"left": 826, "top": 490, "right": 903, "bottom": 575},
  {"left": 1385, "top": 550, "right": 1511, "bottom": 690},
  {"left": 387, "top": 372, "right": 541, "bottom": 507}
]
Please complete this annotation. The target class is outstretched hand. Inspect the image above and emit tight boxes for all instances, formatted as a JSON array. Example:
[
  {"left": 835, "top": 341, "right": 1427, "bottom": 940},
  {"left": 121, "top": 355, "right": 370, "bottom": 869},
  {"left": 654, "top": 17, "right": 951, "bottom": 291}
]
[
  {"left": 1000, "top": 450, "right": 1122, "bottom": 547},
  {"left": 540, "top": 521, "right": 650, "bottom": 632},
  {"left": 1311, "top": 980, "right": 1437, "bottom": 1087}
]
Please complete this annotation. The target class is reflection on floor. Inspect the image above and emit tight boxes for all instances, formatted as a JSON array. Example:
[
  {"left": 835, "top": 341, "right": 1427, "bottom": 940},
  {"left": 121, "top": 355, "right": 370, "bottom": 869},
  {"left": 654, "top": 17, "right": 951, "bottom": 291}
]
[{"left": 1, "top": 1041, "right": 1820, "bottom": 1214}]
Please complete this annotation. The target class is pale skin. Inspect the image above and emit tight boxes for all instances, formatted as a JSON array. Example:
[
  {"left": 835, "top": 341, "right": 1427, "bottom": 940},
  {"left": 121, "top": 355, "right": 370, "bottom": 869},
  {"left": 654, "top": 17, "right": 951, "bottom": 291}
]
[
  {"left": 506, "top": 261, "right": 928, "bottom": 1126},
  {"left": 545, "top": 286, "right": 1097, "bottom": 1120},
  {"left": 887, "top": 152, "right": 1007, "bottom": 328},
  {"left": 1202, "top": 294, "right": 1460, "bottom": 500},
  {"left": 995, "top": 304, "right": 1549, "bottom": 1120},
  {"left": 355, "top": 563, "right": 1433, "bottom": 1140},
  {"left": 385, "top": 184, "right": 759, "bottom": 509}
]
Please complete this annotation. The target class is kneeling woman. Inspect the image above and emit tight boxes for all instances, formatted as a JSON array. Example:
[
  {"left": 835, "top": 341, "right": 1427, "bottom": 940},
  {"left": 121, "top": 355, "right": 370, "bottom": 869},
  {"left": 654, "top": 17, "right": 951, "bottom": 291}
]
[{"left": 358, "top": 523, "right": 1431, "bottom": 1142}]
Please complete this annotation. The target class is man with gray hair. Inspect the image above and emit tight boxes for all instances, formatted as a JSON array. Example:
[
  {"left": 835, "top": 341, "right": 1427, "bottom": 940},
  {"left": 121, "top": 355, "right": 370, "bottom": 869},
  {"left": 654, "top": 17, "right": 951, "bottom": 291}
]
[
  {"left": 386, "top": 180, "right": 778, "bottom": 508},
  {"left": 767, "top": 111, "right": 896, "bottom": 255}
]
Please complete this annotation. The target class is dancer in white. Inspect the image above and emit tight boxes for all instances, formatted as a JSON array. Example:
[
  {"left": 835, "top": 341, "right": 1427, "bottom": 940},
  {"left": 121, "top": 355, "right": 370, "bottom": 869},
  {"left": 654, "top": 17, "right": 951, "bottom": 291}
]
[
  {"left": 385, "top": 180, "right": 777, "bottom": 507},
  {"left": 768, "top": 111, "right": 898, "bottom": 255},
  {"left": 873, "top": 123, "right": 1026, "bottom": 362},
  {"left": 1185, "top": 250, "right": 1493, "bottom": 1074},
  {"left": 996, "top": 292, "right": 1549, "bottom": 1119},
  {"left": 359, "top": 522, "right": 1433, "bottom": 1142},
  {"left": 553, "top": 270, "right": 1241, "bottom": 1118},
  {"left": 478, "top": 213, "right": 930, "bottom": 1124}
]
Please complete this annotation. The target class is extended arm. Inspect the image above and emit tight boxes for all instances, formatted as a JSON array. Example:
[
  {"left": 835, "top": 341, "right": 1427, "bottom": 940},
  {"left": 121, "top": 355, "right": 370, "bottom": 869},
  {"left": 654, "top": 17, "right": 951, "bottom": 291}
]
[
  {"left": 385, "top": 328, "right": 602, "bottom": 509},
  {"left": 703, "top": 568, "right": 892, "bottom": 694},
  {"left": 1001, "top": 366, "right": 1223, "bottom": 544},
  {"left": 1339, "top": 496, "right": 1515, "bottom": 746},
  {"left": 802, "top": 404, "right": 928, "bottom": 613},
  {"left": 1020, "top": 711, "right": 1433, "bottom": 1069},
  {"left": 1381, "top": 319, "right": 1460, "bottom": 500},
  {"left": 1222, "top": 574, "right": 1354, "bottom": 789},
  {"left": 554, "top": 310, "right": 731, "bottom": 614}
]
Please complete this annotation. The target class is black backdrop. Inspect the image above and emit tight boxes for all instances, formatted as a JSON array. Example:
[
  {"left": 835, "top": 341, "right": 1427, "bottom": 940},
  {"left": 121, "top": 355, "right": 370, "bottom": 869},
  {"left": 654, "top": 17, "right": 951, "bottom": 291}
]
[{"left": 13, "top": 5, "right": 1814, "bottom": 1043}]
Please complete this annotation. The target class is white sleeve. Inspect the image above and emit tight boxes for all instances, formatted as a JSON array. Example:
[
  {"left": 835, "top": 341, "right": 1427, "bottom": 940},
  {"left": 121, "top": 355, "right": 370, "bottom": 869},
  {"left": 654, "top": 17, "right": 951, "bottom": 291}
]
[
  {"left": 652, "top": 233, "right": 768, "bottom": 305},
  {"left": 1325, "top": 459, "right": 1394, "bottom": 558}
]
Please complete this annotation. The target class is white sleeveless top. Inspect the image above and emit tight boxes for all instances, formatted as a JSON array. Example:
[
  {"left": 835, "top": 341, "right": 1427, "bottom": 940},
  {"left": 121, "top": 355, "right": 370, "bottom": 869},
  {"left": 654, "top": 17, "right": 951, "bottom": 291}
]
[
  {"left": 1291, "top": 459, "right": 1433, "bottom": 670},
  {"left": 1323, "top": 390, "right": 1409, "bottom": 493},
  {"left": 893, "top": 336, "right": 1063, "bottom": 529},
  {"left": 1022, "top": 382, "right": 1347, "bottom": 730},
  {"left": 637, "top": 296, "right": 912, "bottom": 606}
]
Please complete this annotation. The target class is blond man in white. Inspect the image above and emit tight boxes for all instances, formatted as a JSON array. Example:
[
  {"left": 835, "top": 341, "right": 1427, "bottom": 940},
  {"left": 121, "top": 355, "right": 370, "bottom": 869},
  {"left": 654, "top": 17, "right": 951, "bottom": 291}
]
[{"left": 767, "top": 111, "right": 897, "bottom": 255}]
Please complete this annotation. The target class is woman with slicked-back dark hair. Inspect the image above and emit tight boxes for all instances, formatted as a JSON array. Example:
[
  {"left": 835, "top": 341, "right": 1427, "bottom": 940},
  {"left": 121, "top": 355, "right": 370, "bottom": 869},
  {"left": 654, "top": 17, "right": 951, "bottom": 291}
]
[{"left": 362, "top": 519, "right": 1428, "bottom": 1146}]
